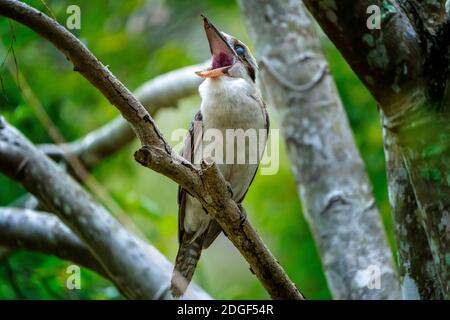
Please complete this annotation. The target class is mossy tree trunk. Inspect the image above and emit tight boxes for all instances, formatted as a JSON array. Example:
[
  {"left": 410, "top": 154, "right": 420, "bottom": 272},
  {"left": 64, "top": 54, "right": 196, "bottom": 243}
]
[
  {"left": 382, "top": 114, "right": 443, "bottom": 299},
  {"left": 304, "top": 0, "right": 450, "bottom": 299}
]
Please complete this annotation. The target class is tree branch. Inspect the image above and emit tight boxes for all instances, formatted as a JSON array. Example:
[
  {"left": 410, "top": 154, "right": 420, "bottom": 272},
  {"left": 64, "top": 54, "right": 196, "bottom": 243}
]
[
  {"left": 0, "top": 120, "right": 210, "bottom": 300},
  {"left": 303, "top": 0, "right": 426, "bottom": 117},
  {"left": 382, "top": 116, "right": 443, "bottom": 299},
  {"left": 0, "top": 0, "right": 303, "bottom": 299},
  {"left": 239, "top": 0, "right": 400, "bottom": 299},
  {"left": 0, "top": 207, "right": 209, "bottom": 299},
  {"left": 39, "top": 63, "right": 206, "bottom": 168},
  {"left": 0, "top": 207, "right": 107, "bottom": 278}
]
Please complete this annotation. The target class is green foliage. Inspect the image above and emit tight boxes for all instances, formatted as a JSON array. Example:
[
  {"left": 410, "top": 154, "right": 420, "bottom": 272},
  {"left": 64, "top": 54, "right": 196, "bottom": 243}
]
[{"left": 0, "top": 0, "right": 395, "bottom": 299}]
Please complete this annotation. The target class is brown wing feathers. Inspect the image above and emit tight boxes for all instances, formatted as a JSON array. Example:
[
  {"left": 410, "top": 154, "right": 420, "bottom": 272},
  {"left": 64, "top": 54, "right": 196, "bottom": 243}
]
[{"left": 171, "top": 111, "right": 223, "bottom": 297}]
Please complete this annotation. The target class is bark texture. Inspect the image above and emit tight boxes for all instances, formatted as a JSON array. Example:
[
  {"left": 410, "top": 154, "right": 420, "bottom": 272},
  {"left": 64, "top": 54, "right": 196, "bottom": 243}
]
[
  {"left": 0, "top": 207, "right": 211, "bottom": 300},
  {"left": 0, "top": 0, "right": 303, "bottom": 299},
  {"left": 303, "top": 0, "right": 450, "bottom": 298},
  {"left": 382, "top": 117, "right": 443, "bottom": 299},
  {"left": 239, "top": 0, "right": 400, "bottom": 299},
  {"left": 0, "top": 120, "right": 210, "bottom": 300},
  {"left": 0, "top": 208, "right": 108, "bottom": 278},
  {"left": 39, "top": 63, "right": 206, "bottom": 168}
]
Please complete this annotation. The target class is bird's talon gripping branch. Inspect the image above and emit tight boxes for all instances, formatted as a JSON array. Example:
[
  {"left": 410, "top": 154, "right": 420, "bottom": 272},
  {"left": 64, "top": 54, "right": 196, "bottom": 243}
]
[
  {"left": 226, "top": 182, "right": 234, "bottom": 197},
  {"left": 238, "top": 203, "right": 247, "bottom": 225}
]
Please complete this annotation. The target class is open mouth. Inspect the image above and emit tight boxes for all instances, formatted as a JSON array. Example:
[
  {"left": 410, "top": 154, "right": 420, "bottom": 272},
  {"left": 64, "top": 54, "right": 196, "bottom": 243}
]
[{"left": 195, "top": 15, "right": 236, "bottom": 78}]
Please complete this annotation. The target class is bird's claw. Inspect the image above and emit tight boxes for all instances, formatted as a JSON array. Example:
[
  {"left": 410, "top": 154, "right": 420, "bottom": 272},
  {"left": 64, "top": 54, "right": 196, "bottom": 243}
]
[
  {"left": 238, "top": 203, "right": 247, "bottom": 225},
  {"left": 226, "top": 182, "right": 233, "bottom": 197}
]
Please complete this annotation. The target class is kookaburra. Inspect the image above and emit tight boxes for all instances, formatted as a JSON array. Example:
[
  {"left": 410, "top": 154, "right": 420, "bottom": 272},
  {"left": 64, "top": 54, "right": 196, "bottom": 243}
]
[{"left": 170, "top": 15, "right": 269, "bottom": 297}]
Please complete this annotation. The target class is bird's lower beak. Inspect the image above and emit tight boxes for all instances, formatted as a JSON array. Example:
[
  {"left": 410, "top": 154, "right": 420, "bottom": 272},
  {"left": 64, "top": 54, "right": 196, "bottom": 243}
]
[{"left": 195, "top": 15, "right": 236, "bottom": 78}]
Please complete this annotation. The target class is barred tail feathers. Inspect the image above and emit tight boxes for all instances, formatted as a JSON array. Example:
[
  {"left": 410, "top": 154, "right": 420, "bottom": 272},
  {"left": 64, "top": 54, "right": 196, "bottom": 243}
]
[{"left": 170, "top": 233, "right": 204, "bottom": 298}]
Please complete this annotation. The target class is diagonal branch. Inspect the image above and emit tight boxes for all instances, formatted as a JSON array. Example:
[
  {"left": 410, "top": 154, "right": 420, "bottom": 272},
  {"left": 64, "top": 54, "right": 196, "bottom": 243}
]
[
  {"left": 0, "top": 0, "right": 303, "bottom": 299},
  {"left": 0, "top": 119, "right": 210, "bottom": 300},
  {"left": 39, "top": 63, "right": 206, "bottom": 168}
]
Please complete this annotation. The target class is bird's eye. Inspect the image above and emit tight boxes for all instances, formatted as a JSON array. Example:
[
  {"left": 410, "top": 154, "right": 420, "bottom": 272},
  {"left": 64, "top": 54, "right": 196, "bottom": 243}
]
[{"left": 234, "top": 45, "right": 245, "bottom": 56}]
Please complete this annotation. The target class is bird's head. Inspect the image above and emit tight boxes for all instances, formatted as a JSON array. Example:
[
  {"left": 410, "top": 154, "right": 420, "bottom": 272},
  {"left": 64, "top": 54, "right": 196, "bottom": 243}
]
[{"left": 195, "top": 15, "right": 258, "bottom": 84}]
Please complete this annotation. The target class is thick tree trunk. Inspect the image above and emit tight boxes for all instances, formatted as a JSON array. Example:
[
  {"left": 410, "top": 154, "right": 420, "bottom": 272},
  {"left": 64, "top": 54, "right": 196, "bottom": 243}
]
[
  {"left": 382, "top": 115, "right": 443, "bottom": 299},
  {"left": 303, "top": 0, "right": 450, "bottom": 298},
  {"left": 239, "top": 0, "right": 400, "bottom": 299}
]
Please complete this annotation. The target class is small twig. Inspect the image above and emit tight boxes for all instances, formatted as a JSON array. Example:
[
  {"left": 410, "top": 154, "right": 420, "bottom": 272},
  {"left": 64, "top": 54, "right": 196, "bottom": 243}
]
[
  {"left": 1, "top": 255, "right": 28, "bottom": 299},
  {"left": 38, "top": 0, "right": 57, "bottom": 21}
]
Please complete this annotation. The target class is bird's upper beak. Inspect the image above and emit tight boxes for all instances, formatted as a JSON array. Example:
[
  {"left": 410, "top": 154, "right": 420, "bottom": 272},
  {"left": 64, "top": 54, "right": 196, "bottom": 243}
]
[{"left": 195, "top": 15, "right": 237, "bottom": 78}]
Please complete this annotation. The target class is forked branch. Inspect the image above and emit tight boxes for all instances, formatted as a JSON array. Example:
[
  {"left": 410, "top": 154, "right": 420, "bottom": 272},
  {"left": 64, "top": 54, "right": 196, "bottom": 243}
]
[{"left": 0, "top": 0, "right": 303, "bottom": 299}]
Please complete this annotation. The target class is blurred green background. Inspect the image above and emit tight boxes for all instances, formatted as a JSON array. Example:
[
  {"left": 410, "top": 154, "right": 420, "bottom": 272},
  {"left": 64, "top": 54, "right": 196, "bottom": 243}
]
[{"left": 0, "top": 0, "right": 395, "bottom": 299}]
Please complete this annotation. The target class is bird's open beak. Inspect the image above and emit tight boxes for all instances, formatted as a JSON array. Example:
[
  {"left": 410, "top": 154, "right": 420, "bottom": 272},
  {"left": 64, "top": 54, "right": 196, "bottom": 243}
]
[{"left": 195, "top": 15, "right": 237, "bottom": 78}]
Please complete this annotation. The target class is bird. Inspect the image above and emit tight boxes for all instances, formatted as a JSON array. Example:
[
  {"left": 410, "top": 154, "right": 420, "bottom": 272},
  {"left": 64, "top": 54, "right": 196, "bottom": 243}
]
[{"left": 170, "top": 15, "right": 269, "bottom": 297}]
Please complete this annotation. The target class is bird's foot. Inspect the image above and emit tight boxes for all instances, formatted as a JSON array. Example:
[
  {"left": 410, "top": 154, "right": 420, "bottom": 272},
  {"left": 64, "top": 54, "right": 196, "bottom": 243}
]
[
  {"left": 237, "top": 203, "right": 247, "bottom": 225},
  {"left": 226, "top": 182, "right": 233, "bottom": 198}
]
